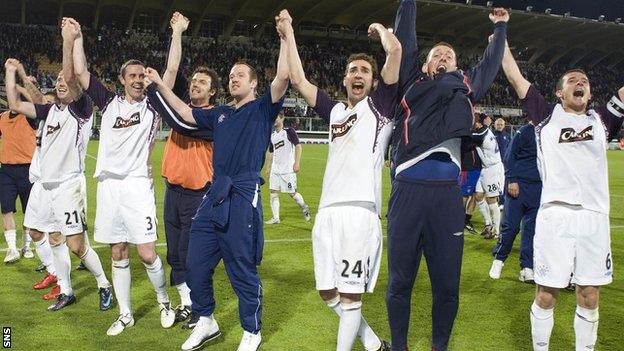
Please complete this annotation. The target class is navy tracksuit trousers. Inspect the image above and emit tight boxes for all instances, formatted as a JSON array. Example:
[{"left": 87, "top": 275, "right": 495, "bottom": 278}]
[
  {"left": 492, "top": 181, "right": 541, "bottom": 268},
  {"left": 186, "top": 192, "right": 264, "bottom": 333},
  {"left": 163, "top": 182, "right": 206, "bottom": 286},
  {"left": 387, "top": 179, "right": 465, "bottom": 351}
]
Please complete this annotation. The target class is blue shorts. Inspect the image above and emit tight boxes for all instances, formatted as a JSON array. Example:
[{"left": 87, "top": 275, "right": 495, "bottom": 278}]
[
  {"left": 459, "top": 169, "right": 481, "bottom": 197},
  {"left": 0, "top": 164, "right": 33, "bottom": 214}
]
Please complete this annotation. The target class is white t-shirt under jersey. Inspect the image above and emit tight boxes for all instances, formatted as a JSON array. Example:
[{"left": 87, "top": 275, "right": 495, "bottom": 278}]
[
  {"left": 33, "top": 94, "right": 94, "bottom": 184},
  {"left": 476, "top": 128, "right": 502, "bottom": 168},
  {"left": 86, "top": 74, "right": 160, "bottom": 179},
  {"left": 524, "top": 86, "right": 624, "bottom": 214},
  {"left": 313, "top": 80, "right": 397, "bottom": 215},
  {"left": 269, "top": 127, "right": 300, "bottom": 174}
]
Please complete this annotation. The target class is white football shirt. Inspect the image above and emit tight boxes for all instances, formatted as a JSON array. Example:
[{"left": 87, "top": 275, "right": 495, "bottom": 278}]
[{"left": 269, "top": 127, "right": 299, "bottom": 174}]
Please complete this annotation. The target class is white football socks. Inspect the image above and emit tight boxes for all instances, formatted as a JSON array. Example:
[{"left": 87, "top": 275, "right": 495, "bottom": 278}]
[
  {"left": 52, "top": 243, "right": 73, "bottom": 295},
  {"left": 326, "top": 297, "right": 381, "bottom": 351},
  {"left": 80, "top": 246, "right": 110, "bottom": 288},
  {"left": 270, "top": 193, "right": 280, "bottom": 220},
  {"left": 34, "top": 236, "right": 56, "bottom": 275},
  {"left": 489, "top": 202, "right": 501, "bottom": 234},
  {"left": 574, "top": 305, "right": 599, "bottom": 351},
  {"left": 144, "top": 256, "right": 169, "bottom": 304},
  {"left": 112, "top": 258, "right": 132, "bottom": 315},
  {"left": 530, "top": 301, "right": 554, "bottom": 351},
  {"left": 176, "top": 282, "right": 192, "bottom": 307},
  {"left": 477, "top": 200, "right": 492, "bottom": 226},
  {"left": 337, "top": 301, "right": 362, "bottom": 351},
  {"left": 4, "top": 230, "right": 17, "bottom": 251},
  {"left": 292, "top": 192, "right": 306, "bottom": 209}
]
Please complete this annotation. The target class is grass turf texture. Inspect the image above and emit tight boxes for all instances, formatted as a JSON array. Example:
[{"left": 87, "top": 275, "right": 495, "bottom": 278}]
[{"left": 1, "top": 142, "right": 623, "bottom": 351}]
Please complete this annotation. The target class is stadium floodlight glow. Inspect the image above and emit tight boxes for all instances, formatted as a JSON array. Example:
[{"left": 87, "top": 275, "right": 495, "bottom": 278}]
[
  {"left": 486, "top": 1, "right": 493, "bottom": 7},
  {"left": 465, "top": 0, "right": 472, "bottom": 5},
  {"left": 598, "top": 15, "right": 605, "bottom": 22},
  {"left": 544, "top": 8, "right": 551, "bottom": 15},
  {"left": 616, "top": 18, "right": 622, "bottom": 24},
  {"left": 564, "top": 12, "right": 571, "bottom": 18},
  {"left": 525, "top": 6, "right": 533, "bottom": 12}
]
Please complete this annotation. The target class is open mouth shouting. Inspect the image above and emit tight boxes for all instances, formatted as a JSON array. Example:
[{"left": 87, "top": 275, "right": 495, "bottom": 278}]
[
  {"left": 436, "top": 64, "right": 447, "bottom": 74},
  {"left": 351, "top": 81, "right": 365, "bottom": 95}
]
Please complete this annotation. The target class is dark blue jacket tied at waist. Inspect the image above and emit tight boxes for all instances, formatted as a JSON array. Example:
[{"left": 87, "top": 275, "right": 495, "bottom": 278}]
[{"left": 204, "top": 172, "right": 259, "bottom": 230}]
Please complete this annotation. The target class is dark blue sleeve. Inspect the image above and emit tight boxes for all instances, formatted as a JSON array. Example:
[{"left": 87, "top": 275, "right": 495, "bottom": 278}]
[
  {"left": 286, "top": 127, "right": 300, "bottom": 145},
  {"left": 145, "top": 83, "right": 215, "bottom": 135},
  {"left": 504, "top": 127, "right": 523, "bottom": 182},
  {"left": 471, "top": 126, "right": 488, "bottom": 145},
  {"left": 313, "top": 89, "right": 338, "bottom": 124},
  {"left": 34, "top": 104, "right": 52, "bottom": 121},
  {"left": 466, "top": 22, "right": 507, "bottom": 102},
  {"left": 394, "top": 0, "right": 419, "bottom": 98},
  {"left": 68, "top": 93, "right": 94, "bottom": 122},
  {"left": 370, "top": 79, "right": 399, "bottom": 118},
  {"left": 522, "top": 85, "right": 554, "bottom": 125},
  {"left": 85, "top": 74, "right": 115, "bottom": 110},
  {"left": 594, "top": 94, "right": 624, "bottom": 141},
  {"left": 259, "top": 91, "right": 285, "bottom": 124}
]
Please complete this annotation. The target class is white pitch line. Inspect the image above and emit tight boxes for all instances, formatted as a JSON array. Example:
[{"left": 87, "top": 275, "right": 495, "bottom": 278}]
[{"left": 0, "top": 237, "right": 312, "bottom": 253}]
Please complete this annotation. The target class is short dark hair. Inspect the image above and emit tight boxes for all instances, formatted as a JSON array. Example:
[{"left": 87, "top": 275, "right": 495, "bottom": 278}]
[
  {"left": 556, "top": 68, "right": 588, "bottom": 91},
  {"left": 345, "top": 53, "right": 378, "bottom": 79},
  {"left": 192, "top": 66, "right": 221, "bottom": 105},
  {"left": 427, "top": 42, "right": 455, "bottom": 59},
  {"left": 119, "top": 59, "right": 146, "bottom": 77},
  {"left": 233, "top": 60, "right": 258, "bottom": 82}
]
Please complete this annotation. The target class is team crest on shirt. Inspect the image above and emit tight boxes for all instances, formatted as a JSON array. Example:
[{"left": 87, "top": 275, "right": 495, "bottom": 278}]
[
  {"left": 218, "top": 114, "right": 226, "bottom": 123},
  {"left": 274, "top": 140, "right": 285, "bottom": 150},
  {"left": 46, "top": 122, "right": 61, "bottom": 136},
  {"left": 331, "top": 114, "right": 357, "bottom": 141},
  {"left": 113, "top": 112, "right": 141, "bottom": 129},
  {"left": 558, "top": 126, "right": 593, "bottom": 143}
]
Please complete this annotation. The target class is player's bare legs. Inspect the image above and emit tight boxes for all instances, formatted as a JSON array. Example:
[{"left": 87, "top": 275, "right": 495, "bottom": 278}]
[
  {"left": 574, "top": 285, "right": 600, "bottom": 351},
  {"left": 531, "top": 285, "right": 559, "bottom": 351},
  {"left": 319, "top": 289, "right": 388, "bottom": 351}
]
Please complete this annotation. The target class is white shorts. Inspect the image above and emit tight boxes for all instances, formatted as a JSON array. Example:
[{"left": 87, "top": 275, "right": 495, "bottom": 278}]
[
  {"left": 24, "top": 175, "right": 86, "bottom": 235},
  {"left": 269, "top": 172, "right": 297, "bottom": 193},
  {"left": 533, "top": 204, "right": 613, "bottom": 288},
  {"left": 94, "top": 176, "right": 157, "bottom": 245},
  {"left": 476, "top": 162, "right": 504, "bottom": 197},
  {"left": 312, "top": 204, "right": 382, "bottom": 294}
]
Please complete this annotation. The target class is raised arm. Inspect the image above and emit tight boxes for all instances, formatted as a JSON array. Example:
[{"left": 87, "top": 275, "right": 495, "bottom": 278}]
[
  {"left": 16, "top": 64, "right": 45, "bottom": 104},
  {"left": 61, "top": 18, "right": 83, "bottom": 101},
  {"left": 501, "top": 42, "right": 530, "bottom": 100},
  {"left": 70, "top": 19, "right": 90, "bottom": 90},
  {"left": 466, "top": 8, "right": 509, "bottom": 101},
  {"left": 271, "top": 11, "right": 291, "bottom": 104},
  {"left": 278, "top": 10, "right": 318, "bottom": 107},
  {"left": 163, "top": 12, "right": 189, "bottom": 89},
  {"left": 394, "top": 0, "right": 418, "bottom": 96},
  {"left": 368, "top": 23, "right": 402, "bottom": 85},
  {"left": 145, "top": 67, "right": 196, "bottom": 125},
  {"left": 5, "top": 59, "right": 36, "bottom": 118}
]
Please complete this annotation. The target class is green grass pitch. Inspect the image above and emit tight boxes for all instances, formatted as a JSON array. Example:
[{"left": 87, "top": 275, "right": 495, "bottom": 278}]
[{"left": 1, "top": 142, "right": 623, "bottom": 350}]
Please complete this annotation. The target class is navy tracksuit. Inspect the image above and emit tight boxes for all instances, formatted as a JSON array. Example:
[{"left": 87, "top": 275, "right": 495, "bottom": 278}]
[
  {"left": 492, "top": 124, "right": 541, "bottom": 269},
  {"left": 147, "top": 84, "right": 283, "bottom": 334},
  {"left": 388, "top": 2, "right": 507, "bottom": 350}
]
